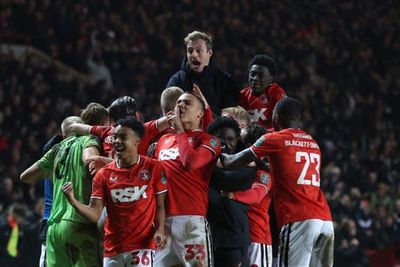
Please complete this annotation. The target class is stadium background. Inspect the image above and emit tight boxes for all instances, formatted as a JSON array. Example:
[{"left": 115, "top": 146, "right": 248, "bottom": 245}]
[{"left": 1, "top": 0, "right": 399, "bottom": 266}]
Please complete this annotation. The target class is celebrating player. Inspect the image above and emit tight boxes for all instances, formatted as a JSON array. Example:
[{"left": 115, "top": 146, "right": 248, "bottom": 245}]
[
  {"left": 20, "top": 116, "right": 102, "bottom": 267},
  {"left": 238, "top": 54, "right": 286, "bottom": 129},
  {"left": 155, "top": 92, "right": 221, "bottom": 266},
  {"left": 62, "top": 118, "right": 167, "bottom": 267},
  {"left": 238, "top": 123, "right": 274, "bottom": 267},
  {"left": 222, "top": 97, "right": 334, "bottom": 267}
]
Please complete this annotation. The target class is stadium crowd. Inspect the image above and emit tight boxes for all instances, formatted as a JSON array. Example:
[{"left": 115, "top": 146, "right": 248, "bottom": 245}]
[{"left": 1, "top": 0, "right": 400, "bottom": 266}]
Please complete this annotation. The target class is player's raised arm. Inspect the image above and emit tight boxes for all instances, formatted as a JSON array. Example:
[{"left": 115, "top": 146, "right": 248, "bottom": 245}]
[
  {"left": 82, "top": 145, "right": 100, "bottom": 166},
  {"left": 173, "top": 93, "right": 217, "bottom": 170},
  {"left": 20, "top": 163, "right": 45, "bottom": 185},
  {"left": 62, "top": 182, "right": 104, "bottom": 223},
  {"left": 20, "top": 137, "right": 60, "bottom": 185},
  {"left": 67, "top": 122, "right": 91, "bottom": 135},
  {"left": 155, "top": 111, "right": 175, "bottom": 132},
  {"left": 221, "top": 148, "right": 256, "bottom": 170}
]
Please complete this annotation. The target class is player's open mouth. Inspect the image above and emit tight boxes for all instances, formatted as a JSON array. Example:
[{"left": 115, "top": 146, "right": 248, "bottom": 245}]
[
  {"left": 191, "top": 60, "right": 201, "bottom": 68},
  {"left": 114, "top": 145, "right": 124, "bottom": 153}
]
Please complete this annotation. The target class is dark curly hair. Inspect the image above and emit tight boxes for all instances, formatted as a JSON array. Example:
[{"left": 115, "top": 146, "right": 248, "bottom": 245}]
[
  {"left": 248, "top": 54, "right": 277, "bottom": 77},
  {"left": 242, "top": 123, "right": 268, "bottom": 146},
  {"left": 115, "top": 118, "right": 145, "bottom": 138},
  {"left": 206, "top": 116, "right": 240, "bottom": 137}
]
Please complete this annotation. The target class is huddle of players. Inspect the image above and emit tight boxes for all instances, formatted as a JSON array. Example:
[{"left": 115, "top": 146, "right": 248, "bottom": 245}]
[{"left": 20, "top": 33, "right": 334, "bottom": 267}]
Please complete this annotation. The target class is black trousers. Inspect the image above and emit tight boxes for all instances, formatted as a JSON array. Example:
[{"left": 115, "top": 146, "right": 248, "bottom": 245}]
[{"left": 214, "top": 246, "right": 250, "bottom": 267}]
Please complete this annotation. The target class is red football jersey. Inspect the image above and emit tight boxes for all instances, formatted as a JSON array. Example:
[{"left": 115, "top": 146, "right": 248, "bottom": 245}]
[
  {"left": 91, "top": 156, "right": 167, "bottom": 257},
  {"left": 90, "top": 125, "right": 114, "bottom": 158},
  {"left": 248, "top": 169, "right": 273, "bottom": 244},
  {"left": 155, "top": 130, "right": 221, "bottom": 217},
  {"left": 250, "top": 128, "right": 332, "bottom": 228},
  {"left": 238, "top": 83, "right": 286, "bottom": 129},
  {"left": 90, "top": 120, "right": 160, "bottom": 158}
]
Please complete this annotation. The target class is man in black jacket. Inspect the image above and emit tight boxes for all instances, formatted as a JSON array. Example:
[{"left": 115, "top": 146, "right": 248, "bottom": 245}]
[
  {"left": 207, "top": 116, "right": 255, "bottom": 267},
  {"left": 166, "top": 31, "right": 239, "bottom": 114}
]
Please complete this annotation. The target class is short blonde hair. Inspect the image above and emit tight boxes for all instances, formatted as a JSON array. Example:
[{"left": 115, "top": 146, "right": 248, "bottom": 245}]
[
  {"left": 184, "top": 31, "right": 212, "bottom": 50},
  {"left": 221, "top": 106, "right": 250, "bottom": 124},
  {"left": 160, "top": 87, "right": 184, "bottom": 114},
  {"left": 61, "top": 116, "right": 83, "bottom": 136}
]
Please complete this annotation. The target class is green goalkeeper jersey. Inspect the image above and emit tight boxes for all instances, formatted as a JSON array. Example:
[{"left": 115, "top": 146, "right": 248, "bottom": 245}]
[{"left": 37, "top": 135, "right": 100, "bottom": 225}]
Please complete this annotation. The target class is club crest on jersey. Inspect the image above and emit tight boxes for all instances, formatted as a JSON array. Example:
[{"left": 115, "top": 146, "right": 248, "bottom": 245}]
[
  {"left": 254, "top": 136, "right": 265, "bottom": 147},
  {"left": 260, "top": 94, "right": 268, "bottom": 104},
  {"left": 109, "top": 176, "right": 118, "bottom": 182},
  {"left": 188, "top": 137, "right": 195, "bottom": 144},
  {"left": 210, "top": 138, "right": 219, "bottom": 148},
  {"left": 139, "top": 170, "right": 151, "bottom": 180},
  {"left": 260, "top": 173, "right": 270, "bottom": 184}
]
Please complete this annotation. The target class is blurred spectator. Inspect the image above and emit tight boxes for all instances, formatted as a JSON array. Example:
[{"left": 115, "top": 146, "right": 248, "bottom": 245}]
[
  {"left": 335, "top": 218, "right": 368, "bottom": 267},
  {"left": 0, "top": 203, "right": 28, "bottom": 267}
]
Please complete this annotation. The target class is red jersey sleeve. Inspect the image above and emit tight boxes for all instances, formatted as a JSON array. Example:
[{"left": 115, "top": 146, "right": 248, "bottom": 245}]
[
  {"left": 250, "top": 132, "right": 282, "bottom": 159},
  {"left": 175, "top": 132, "right": 215, "bottom": 170},
  {"left": 91, "top": 171, "right": 106, "bottom": 199},
  {"left": 233, "top": 185, "right": 267, "bottom": 205},
  {"left": 198, "top": 133, "right": 222, "bottom": 157},
  {"left": 271, "top": 83, "right": 286, "bottom": 102},
  {"left": 153, "top": 162, "right": 168, "bottom": 194},
  {"left": 138, "top": 120, "right": 161, "bottom": 155},
  {"left": 234, "top": 169, "right": 271, "bottom": 204},
  {"left": 200, "top": 106, "right": 214, "bottom": 131},
  {"left": 90, "top": 126, "right": 111, "bottom": 140}
]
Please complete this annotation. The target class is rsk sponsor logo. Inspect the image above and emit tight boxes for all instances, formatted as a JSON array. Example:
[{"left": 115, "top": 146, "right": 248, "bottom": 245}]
[
  {"left": 111, "top": 186, "right": 148, "bottom": 203},
  {"left": 248, "top": 108, "right": 267, "bottom": 122},
  {"left": 159, "top": 148, "right": 180, "bottom": 160}
]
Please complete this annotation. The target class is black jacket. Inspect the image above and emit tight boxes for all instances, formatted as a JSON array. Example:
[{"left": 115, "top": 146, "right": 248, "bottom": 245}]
[
  {"left": 166, "top": 56, "right": 239, "bottom": 114},
  {"left": 207, "top": 167, "right": 256, "bottom": 248}
]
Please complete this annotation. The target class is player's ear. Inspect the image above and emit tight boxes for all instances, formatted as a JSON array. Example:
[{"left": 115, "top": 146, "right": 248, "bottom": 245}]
[{"left": 208, "top": 49, "right": 213, "bottom": 57}]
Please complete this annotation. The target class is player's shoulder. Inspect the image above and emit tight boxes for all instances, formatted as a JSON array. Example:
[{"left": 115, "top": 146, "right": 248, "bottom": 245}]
[
  {"left": 158, "top": 132, "right": 175, "bottom": 144},
  {"left": 143, "top": 119, "right": 156, "bottom": 128},
  {"left": 240, "top": 86, "right": 252, "bottom": 95},
  {"left": 281, "top": 128, "right": 314, "bottom": 139},
  {"left": 140, "top": 155, "right": 161, "bottom": 166},
  {"left": 99, "top": 161, "right": 117, "bottom": 172},
  {"left": 94, "top": 161, "right": 116, "bottom": 179},
  {"left": 269, "top": 83, "right": 286, "bottom": 94},
  {"left": 195, "top": 130, "right": 220, "bottom": 143},
  {"left": 197, "top": 132, "right": 221, "bottom": 154}
]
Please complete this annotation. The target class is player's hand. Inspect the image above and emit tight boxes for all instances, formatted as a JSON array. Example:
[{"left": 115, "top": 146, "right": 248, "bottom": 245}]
[
  {"left": 86, "top": 156, "right": 109, "bottom": 175},
  {"left": 216, "top": 157, "right": 224, "bottom": 168},
  {"left": 61, "top": 182, "right": 75, "bottom": 202},
  {"left": 174, "top": 104, "right": 184, "bottom": 132},
  {"left": 153, "top": 231, "right": 167, "bottom": 249},
  {"left": 221, "top": 191, "right": 234, "bottom": 199},
  {"left": 165, "top": 111, "right": 175, "bottom": 128},
  {"left": 192, "top": 84, "right": 209, "bottom": 109},
  {"left": 219, "top": 153, "right": 227, "bottom": 167}
]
